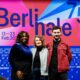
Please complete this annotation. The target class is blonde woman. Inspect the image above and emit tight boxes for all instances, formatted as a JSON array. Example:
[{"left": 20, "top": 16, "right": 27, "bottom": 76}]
[{"left": 32, "top": 36, "right": 48, "bottom": 80}]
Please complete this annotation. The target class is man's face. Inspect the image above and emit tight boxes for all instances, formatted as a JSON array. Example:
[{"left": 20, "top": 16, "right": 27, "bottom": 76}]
[{"left": 52, "top": 29, "right": 61, "bottom": 39}]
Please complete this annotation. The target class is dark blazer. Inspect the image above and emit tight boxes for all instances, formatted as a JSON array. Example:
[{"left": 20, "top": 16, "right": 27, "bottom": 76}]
[{"left": 9, "top": 43, "right": 32, "bottom": 80}]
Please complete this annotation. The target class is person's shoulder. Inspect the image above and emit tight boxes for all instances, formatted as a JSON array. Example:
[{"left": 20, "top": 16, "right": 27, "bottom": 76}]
[
  {"left": 47, "top": 41, "right": 52, "bottom": 44},
  {"left": 43, "top": 47, "right": 48, "bottom": 50},
  {"left": 11, "top": 43, "right": 21, "bottom": 49},
  {"left": 46, "top": 41, "right": 52, "bottom": 46},
  {"left": 31, "top": 47, "right": 36, "bottom": 51},
  {"left": 61, "top": 40, "right": 70, "bottom": 47},
  {"left": 15, "top": 43, "right": 21, "bottom": 46},
  {"left": 42, "top": 47, "right": 48, "bottom": 52},
  {"left": 12, "top": 43, "right": 20, "bottom": 46},
  {"left": 46, "top": 41, "right": 53, "bottom": 49}
]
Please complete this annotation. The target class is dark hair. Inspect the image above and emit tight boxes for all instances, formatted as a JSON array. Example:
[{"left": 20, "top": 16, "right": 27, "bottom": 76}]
[
  {"left": 52, "top": 26, "right": 61, "bottom": 31},
  {"left": 16, "top": 31, "right": 29, "bottom": 43},
  {"left": 34, "top": 35, "right": 45, "bottom": 47}
]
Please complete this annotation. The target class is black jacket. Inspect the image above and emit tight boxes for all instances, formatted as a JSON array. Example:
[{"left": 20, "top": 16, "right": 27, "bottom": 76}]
[{"left": 9, "top": 43, "right": 32, "bottom": 74}]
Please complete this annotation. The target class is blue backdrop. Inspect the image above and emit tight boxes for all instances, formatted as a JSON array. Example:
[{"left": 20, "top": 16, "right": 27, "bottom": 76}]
[{"left": 0, "top": 46, "right": 80, "bottom": 80}]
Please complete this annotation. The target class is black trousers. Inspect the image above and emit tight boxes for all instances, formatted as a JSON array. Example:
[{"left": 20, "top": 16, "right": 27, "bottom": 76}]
[
  {"left": 32, "top": 68, "right": 48, "bottom": 80},
  {"left": 49, "top": 71, "right": 68, "bottom": 80},
  {"left": 40, "top": 76, "right": 48, "bottom": 80},
  {"left": 33, "top": 68, "right": 40, "bottom": 80}
]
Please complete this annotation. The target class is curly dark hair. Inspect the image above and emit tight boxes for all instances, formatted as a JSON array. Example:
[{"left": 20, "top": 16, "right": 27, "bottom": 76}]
[{"left": 16, "top": 31, "right": 29, "bottom": 43}]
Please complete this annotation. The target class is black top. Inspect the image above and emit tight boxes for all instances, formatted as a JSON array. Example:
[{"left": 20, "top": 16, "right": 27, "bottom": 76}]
[
  {"left": 9, "top": 43, "right": 32, "bottom": 74},
  {"left": 33, "top": 46, "right": 43, "bottom": 70},
  {"left": 49, "top": 39, "right": 60, "bottom": 73}
]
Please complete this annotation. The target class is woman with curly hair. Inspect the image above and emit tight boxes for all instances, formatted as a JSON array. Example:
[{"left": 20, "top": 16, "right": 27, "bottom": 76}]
[{"left": 9, "top": 31, "right": 32, "bottom": 80}]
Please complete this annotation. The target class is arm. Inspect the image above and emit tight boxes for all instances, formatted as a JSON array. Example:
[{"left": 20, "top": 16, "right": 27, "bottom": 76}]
[
  {"left": 9, "top": 44, "right": 17, "bottom": 70},
  {"left": 9, "top": 44, "right": 22, "bottom": 71},
  {"left": 42, "top": 48, "right": 48, "bottom": 72},
  {"left": 66, "top": 45, "right": 72, "bottom": 63}
]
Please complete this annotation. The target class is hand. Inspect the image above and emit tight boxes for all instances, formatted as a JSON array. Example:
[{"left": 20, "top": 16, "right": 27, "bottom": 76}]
[{"left": 16, "top": 70, "right": 24, "bottom": 79}]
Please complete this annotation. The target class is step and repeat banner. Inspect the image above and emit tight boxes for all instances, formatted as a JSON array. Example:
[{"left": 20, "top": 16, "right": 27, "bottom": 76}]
[{"left": 0, "top": 0, "right": 80, "bottom": 80}]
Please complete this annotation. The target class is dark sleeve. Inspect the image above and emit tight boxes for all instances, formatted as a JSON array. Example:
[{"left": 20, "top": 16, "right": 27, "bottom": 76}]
[{"left": 8, "top": 44, "right": 22, "bottom": 71}]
